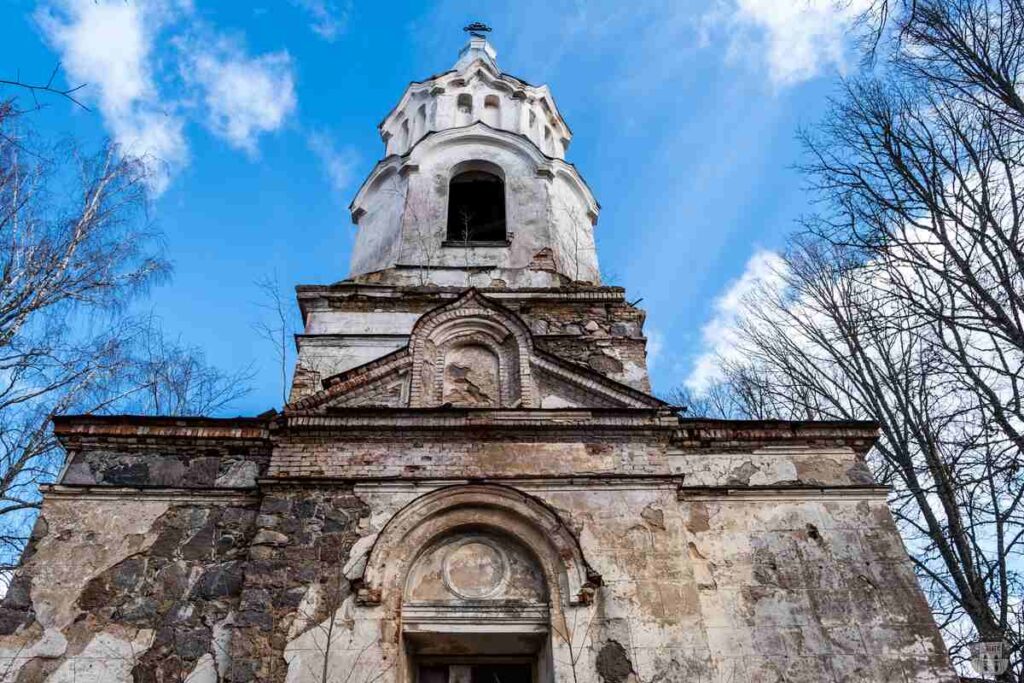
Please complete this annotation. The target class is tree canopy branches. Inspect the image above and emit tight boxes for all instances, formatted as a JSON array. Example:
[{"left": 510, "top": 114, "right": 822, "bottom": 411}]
[{"left": 689, "top": 0, "right": 1024, "bottom": 677}]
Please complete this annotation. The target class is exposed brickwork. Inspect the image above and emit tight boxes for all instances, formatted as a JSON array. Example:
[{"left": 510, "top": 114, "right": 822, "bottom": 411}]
[{"left": 269, "top": 436, "right": 670, "bottom": 479}]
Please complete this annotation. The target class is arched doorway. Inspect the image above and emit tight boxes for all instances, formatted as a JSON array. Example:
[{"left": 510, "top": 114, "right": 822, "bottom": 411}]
[{"left": 357, "top": 484, "right": 601, "bottom": 683}]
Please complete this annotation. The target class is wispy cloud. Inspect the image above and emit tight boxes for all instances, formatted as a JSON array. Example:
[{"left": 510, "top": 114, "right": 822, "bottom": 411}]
[
  {"left": 306, "top": 130, "right": 358, "bottom": 194},
  {"left": 703, "top": 0, "right": 869, "bottom": 87},
  {"left": 646, "top": 326, "right": 665, "bottom": 370},
  {"left": 289, "top": 0, "right": 351, "bottom": 41},
  {"left": 36, "top": 0, "right": 189, "bottom": 193},
  {"left": 36, "top": 0, "right": 298, "bottom": 193},
  {"left": 183, "top": 37, "right": 297, "bottom": 156},
  {"left": 686, "top": 249, "right": 786, "bottom": 391}
]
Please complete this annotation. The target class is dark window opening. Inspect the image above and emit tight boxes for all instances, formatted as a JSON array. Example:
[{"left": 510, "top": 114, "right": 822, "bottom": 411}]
[{"left": 446, "top": 170, "right": 507, "bottom": 243}]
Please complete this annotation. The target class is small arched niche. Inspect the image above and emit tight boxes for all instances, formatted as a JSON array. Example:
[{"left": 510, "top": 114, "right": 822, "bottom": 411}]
[
  {"left": 456, "top": 93, "right": 474, "bottom": 126},
  {"left": 446, "top": 162, "right": 507, "bottom": 243},
  {"left": 483, "top": 94, "right": 501, "bottom": 127}
]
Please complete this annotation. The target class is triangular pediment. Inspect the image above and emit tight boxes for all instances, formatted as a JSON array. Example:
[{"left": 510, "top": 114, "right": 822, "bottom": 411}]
[{"left": 286, "top": 290, "right": 666, "bottom": 413}]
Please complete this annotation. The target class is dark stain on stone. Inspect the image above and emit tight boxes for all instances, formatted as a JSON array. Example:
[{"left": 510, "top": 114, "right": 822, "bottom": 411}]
[
  {"left": 641, "top": 504, "right": 665, "bottom": 530},
  {"left": 596, "top": 639, "right": 635, "bottom": 682},
  {"left": 726, "top": 460, "right": 758, "bottom": 486}
]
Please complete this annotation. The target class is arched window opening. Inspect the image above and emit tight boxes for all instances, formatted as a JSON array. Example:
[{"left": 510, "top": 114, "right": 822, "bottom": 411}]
[
  {"left": 543, "top": 126, "right": 553, "bottom": 155},
  {"left": 399, "top": 118, "right": 410, "bottom": 151},
  {"left": 446, "top": 170, "right": 506, "bottom": 242},
  {"left": 456, "top": 93, "right": 473, "bottom": 126},
  {"left": 483, "top": 94, "right": 500, "bottom": 127}
]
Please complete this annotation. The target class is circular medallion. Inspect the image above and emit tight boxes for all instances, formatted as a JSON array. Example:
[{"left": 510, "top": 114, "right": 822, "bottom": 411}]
[{"left": 442, "top": 539, "right": 509, "bottom": 600}]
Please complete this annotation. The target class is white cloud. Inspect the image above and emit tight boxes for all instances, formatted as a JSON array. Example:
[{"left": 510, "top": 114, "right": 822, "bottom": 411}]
[
  {"left": 306, "top": 130, "right": 358, "bottom": 193},
  {"left": 686, "top": 249, "right": 786, "bottom": 391},
  {"left": 290, "top": 0, "right": 351, "bottom": 41},
  {"left": 704, "top": 0, "right": 869, "bottom": 87},
  {"left": 37, "top": 0, "right": 298, "bottom": 192},
  {"left": 646, "top": 326, "right": 665, "bottom": 370},
  {"left": 183, "top": 38, "right": 297, "bottom": 156},
  {"left": 37, "top": 0, "right": 189, "bottom": 194}
]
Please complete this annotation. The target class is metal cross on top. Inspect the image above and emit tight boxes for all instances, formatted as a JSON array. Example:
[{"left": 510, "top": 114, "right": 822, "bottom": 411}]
[{"left": 463, "top": 22, "right": 492, "bottom": 38}]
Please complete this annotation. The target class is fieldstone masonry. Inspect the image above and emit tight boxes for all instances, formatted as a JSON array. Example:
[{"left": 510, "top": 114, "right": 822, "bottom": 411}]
[{"left": 0, "top": 34, "right": 956, "bottom": 682}]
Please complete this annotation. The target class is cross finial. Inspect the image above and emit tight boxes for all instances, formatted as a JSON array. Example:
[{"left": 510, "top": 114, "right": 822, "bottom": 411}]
[{"left": 463, "top": 22, "right": 492, "bottom": 39}]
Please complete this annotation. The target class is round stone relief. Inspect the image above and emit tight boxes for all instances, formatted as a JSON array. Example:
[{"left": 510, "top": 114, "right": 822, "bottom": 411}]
[{"left": 442, "top": 538, "right": 510, "bottom": 600}]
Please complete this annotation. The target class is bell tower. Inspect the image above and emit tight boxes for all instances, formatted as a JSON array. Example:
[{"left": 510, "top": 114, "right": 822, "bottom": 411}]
[
  {"left": 347, "top": 27, "right": 600, "bottom": 288},
  {"left": 289, "top": 27, "right": 653, "bottom": 404}
]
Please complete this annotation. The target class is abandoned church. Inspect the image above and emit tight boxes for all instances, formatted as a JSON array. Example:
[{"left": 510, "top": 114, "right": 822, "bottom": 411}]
[{"left": 0, "top": 31, "right": 959, "bottom": 683}]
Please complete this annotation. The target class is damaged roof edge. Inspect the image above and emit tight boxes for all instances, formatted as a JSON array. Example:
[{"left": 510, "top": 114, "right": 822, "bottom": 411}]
[{"left": 52, "top": 414, "right": 274, "bottom": 442}]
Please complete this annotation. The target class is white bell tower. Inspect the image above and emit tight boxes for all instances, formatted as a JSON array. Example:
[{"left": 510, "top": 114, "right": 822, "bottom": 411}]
[{"left": 346, "top": 25, "right": 601, "bottom": 288}]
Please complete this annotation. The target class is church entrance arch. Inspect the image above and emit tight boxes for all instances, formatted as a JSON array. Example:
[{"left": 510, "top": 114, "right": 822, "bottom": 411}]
[{"left": 357, "top": 484, "right": 601, "bottom": 683}]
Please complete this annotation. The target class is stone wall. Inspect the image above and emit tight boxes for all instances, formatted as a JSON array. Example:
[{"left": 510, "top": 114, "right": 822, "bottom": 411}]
[
  {"left": 229, "top": 484, "right": 368, "bottom": 682},
  {"left": 0, "top": 492, "right": 258, "bottom": 682},
  {"left": 0, "top": 416, "right": 956, "bottom": 682}
]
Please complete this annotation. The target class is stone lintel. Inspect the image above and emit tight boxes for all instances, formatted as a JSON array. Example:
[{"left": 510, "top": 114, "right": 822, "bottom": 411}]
[
  {"left": 262, "top": 475, "right": 686, "bottom": 489},
  {"left": 40, "top": 484, "right": 261, "bottom": 503},
  {"left": 676, "top": 484, "right": 890, "bottom": 501}
]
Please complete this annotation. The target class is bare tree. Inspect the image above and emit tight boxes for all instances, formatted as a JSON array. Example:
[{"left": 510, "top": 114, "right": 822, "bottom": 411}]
[
  {"left": 395, "top": 175, "right": 442, "bottom": 287},
  {"left": 713, "top": 239, "right": 1023, "bottom": 678},
  {"left": 550, "top": 605, "right": 597, "bottom": 683},
  {"left": 0, "top": 103, "right": 250, "bottom": 572},
  {"left": 0, "top": 64, "right": 88, "bottom": 113},
  {"left": 254, "top": 273, "right": 295, "bottom": 405},
  {"left": 689, "top": 1, "right": 1024, "bottom": 676}
]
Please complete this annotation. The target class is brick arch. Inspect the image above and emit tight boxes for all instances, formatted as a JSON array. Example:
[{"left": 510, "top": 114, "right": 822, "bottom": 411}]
[
  {"left": 408, "top": 291, "right": 536, "bottom": 407},
  {"left": 357, "top": 483, "right": 600, "bottom": 611}
]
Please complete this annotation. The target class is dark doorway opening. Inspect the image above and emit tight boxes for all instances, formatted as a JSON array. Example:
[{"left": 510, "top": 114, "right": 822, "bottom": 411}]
[
  {"left": 445, "top": 170, "right": 507, "bottom": 243},
  {"left": 473, "top": 664, "right": 532, "bottom": 682},
  {"left": 416, "top": 663, "right": 532, "bottom": 683}
]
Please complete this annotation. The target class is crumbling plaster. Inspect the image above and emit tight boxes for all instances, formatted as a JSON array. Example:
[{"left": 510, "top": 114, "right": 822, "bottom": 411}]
[{"left": 349, "top": 126, "right": 599, "bottom": 285}]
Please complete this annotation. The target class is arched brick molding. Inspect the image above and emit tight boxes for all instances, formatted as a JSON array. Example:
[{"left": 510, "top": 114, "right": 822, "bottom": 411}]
[
  {"left": 408, "top": 291, "right": 536, "bottom": 407},
  {"left": 356, "top": 483, "right": 600, "bottom": 610}
]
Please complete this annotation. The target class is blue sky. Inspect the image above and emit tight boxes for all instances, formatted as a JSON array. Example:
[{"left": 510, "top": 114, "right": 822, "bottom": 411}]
[{"left": 0, "top": 0, "right": 868, "bottom": 414}]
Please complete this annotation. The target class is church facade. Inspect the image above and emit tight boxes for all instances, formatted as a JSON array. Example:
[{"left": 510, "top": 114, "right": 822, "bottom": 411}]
[{"left": 0, "top": 35, "right": 957, "bottom": 683}]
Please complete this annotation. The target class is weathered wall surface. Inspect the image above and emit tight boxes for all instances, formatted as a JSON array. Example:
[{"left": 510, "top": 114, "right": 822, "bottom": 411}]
[
  {"left": 0, "top": 493, "right": 258, "bottom": 682},
  {"left": 0, "top": 417, "right": 954, "bottom": 682},
  {"left": 679, "top": 493, "right": 954, "bottom": 681},
  {"left": 228, "top": 484, "right": 368, "bottom": 682},
  {"left": 348, "top": 127, "right": 599, "bottom": 285}
]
